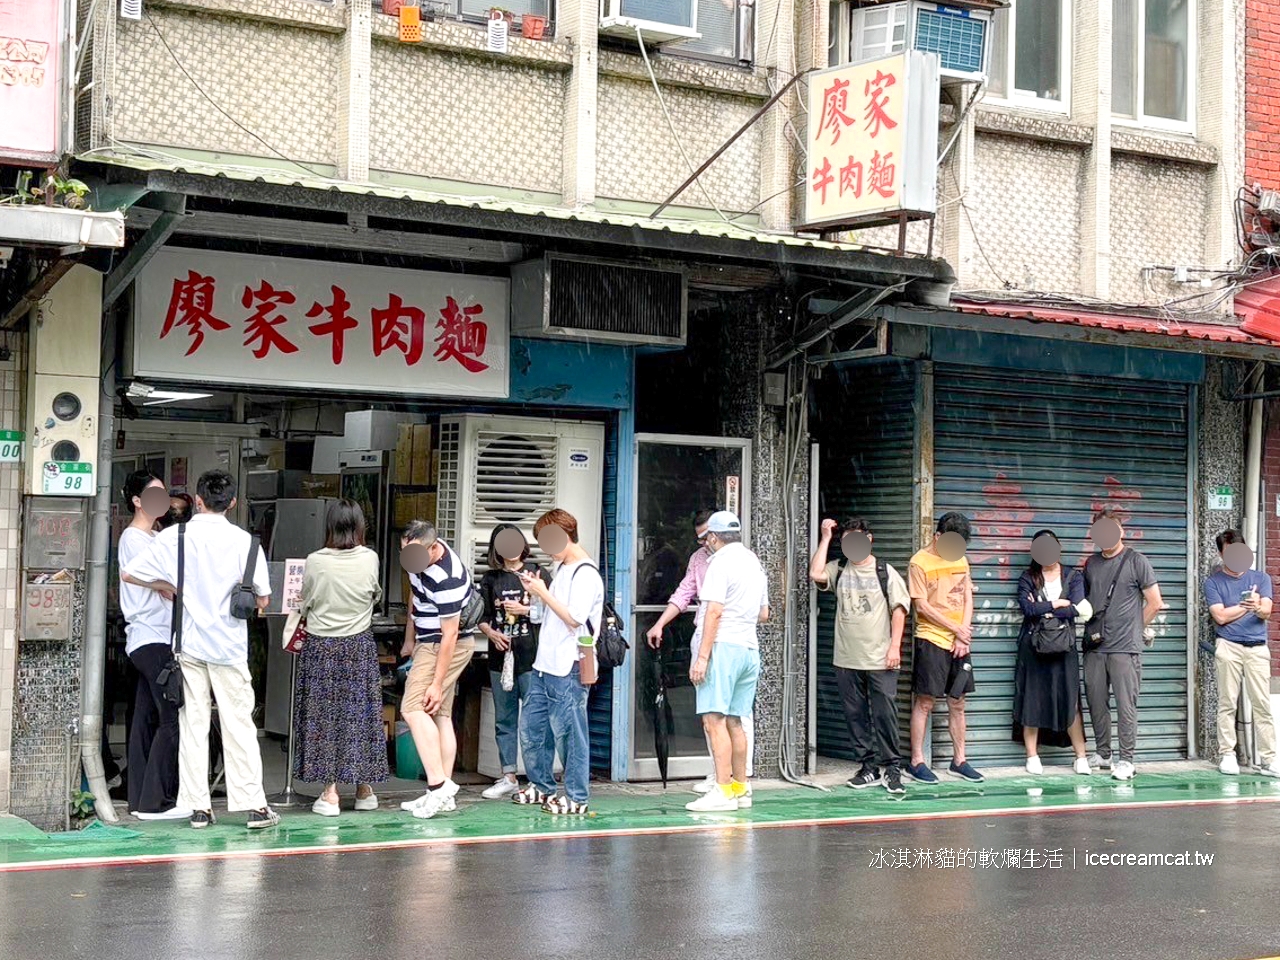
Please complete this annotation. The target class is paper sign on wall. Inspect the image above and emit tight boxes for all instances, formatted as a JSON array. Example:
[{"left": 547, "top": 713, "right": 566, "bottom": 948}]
[
  {"left": 283, "top": 559, "right": 306, "bottom": 614},
  {"left": 726, "top": 475, "right": 740, "bottom": 515}
]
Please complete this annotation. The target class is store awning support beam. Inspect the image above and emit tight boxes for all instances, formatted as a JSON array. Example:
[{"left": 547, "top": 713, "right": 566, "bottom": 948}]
[
  {"left": 102, "top": 203, "right": 187, "bottom": 309},
  {"left": 0, "top": 257, "right": 78, "bottom": 329},
  {"left": 765, "top": 285, "right": 901, "bottom": 369}
]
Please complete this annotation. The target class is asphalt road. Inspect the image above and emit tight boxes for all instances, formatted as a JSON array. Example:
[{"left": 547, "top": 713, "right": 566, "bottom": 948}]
[{"left": 2, "top": 804, "right": 1277, "bottom": 960}]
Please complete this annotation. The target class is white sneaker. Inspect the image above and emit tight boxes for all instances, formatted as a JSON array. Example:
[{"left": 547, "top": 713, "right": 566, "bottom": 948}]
[
  {"left": 1025, "top": 756, "right": 1043, "bottom": 775},
  {"left": 1259, "top": 763, "right": 1280, "bottom": 778},
  {"left": 312, "top": 797, "right": 341, "bottom": 817},
  {"left": 1219, "top": 755, "right": 1241, "bottom": 776},
  {"left": 400, "top": 793, "right": 431, "bottom": 812},
  {"left": 441, "top": 795, "right": 457, "bottom": 812},
  {"left": 400, "top": 779, "right": 460, "bottom": 813},
  {"left": 482, "top": 778, "right": 520, "bottom": 800},
  {"left": 685, "top": 788, "right": 738, "bottom": 812},
  {"left": 354, "top": 794, "right": 378, "bottom": 811},
  {"left": 1088, "top": 753, "right": 1112, "bottom": 771},
  {"left": 1111, "top": 761, "right": 1136, "bottom": 781},
  {"left": 693, "top": 775, "right": 716, "bottom": 795},
  {"left": 1073, "top": 757, "right": 1092, "bottom": 776},
  {"left": 735, "top": 783, "right": 754, "bottom": 808},
  {"left": 135, "top": 806, "right": 194, "bottom": 821},
  {"left": 412, "top": 790, "right": 450, "bottom": 820}
]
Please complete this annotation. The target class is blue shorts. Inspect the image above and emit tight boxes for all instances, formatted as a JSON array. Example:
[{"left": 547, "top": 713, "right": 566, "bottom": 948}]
[{"left": 696, "top": 644, "right": 760, "bottom": 718}]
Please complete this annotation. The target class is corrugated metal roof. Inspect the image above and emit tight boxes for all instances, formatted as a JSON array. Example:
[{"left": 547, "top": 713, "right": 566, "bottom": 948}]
[
  {"left": 953, "top": 298, "right": 1273, "bottom": 347},
  {"left": 1235, "top": 273, "right": 1280, "bottom": 343},
  {"left": 79, "top": 148, "right": 915, "bottom": 259}
]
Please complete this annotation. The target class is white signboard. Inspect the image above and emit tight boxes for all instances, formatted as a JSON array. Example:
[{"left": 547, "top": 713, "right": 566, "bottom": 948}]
[
  {"left": 283, "top": 558, "right": 305, "bottom": 614},
  {"left": 41, "top": 460, "right": 92, "bottom": 495},
  {"left": 803, "top": 50, "right": 940, "bottom": 228},
  {"left": 133, "top": 248, "right": 510, "bottom": 398},
  {"left": 0, "top": 430, "right": 23, "bottom": 462},
  {"left": 1207, "top": 486, "right": 1234, "bottom": 512}
]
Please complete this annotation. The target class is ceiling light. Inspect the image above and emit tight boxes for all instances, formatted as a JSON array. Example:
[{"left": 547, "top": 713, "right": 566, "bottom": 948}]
[{"left": 142, "top": 390, "right": 215, "bottom": 406}]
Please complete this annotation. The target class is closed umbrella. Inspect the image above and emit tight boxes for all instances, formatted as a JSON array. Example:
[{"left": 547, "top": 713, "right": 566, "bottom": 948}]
[{"left": 651, "top": 653, "right": 674, "bottom": 788}]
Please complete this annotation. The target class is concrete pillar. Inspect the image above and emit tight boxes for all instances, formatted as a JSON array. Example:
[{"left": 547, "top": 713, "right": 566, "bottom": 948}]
[
  {"left": 1074, "top": 0, "right": 1111, "bottom": 299},
  {"left": 560, "top": 0, "right": 599, "bottom": 207},
  {"left": 758, "top": 0, "right": 798, "bottom": 230},
  {"left": 337, "top": 0, "right": 373, "bottom": 182}
]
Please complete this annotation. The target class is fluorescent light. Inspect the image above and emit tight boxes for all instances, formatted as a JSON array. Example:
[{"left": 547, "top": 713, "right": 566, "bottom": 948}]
[{"left": 142, "top": 390, "right": 215, "bottom": 406}]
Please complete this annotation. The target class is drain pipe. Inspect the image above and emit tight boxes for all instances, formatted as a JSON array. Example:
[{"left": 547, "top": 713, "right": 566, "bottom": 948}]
[
  {"left": 80, "top": 317, "right": 118, "bottom": 824},
  {"left": 1241, "top": 377, "right": 1264, "bottom": 766}
]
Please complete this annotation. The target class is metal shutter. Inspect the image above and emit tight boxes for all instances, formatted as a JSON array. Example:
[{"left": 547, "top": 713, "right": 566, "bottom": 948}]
[
  {"left": 932, "top": 366, "right": 1190, "bottom": 764},
  {"left": 813, "top": 360, "right": 919, "bottom": 760}
]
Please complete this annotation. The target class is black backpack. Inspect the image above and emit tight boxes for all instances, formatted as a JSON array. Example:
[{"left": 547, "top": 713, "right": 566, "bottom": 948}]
[
  {"left": 570, "top": 562, "right": 629, "bottom": 669},
  {"left": 836, "top": 557, "right": 891, "bottom": 603}
]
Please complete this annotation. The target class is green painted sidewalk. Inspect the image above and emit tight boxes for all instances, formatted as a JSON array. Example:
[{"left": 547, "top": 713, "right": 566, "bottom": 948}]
[{"left": 4, "top": 770, "right": 1279, "bottom": 870}]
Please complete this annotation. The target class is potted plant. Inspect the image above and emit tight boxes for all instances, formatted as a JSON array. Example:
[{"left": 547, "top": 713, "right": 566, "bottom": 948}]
[
  {"left": 488, "top": 6, "right": 515, "bottom": 23},
  {"left": 520, "top": 12, "right": 547, "bottom": 39}
]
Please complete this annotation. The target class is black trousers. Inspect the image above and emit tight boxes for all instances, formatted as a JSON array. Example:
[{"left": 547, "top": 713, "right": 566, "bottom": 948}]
[
  {"left": 126, "top": 643, "right": 181, "bottom": 814},
  {"left": 835, "top": 666, "right": 901, "bottom": 771}
]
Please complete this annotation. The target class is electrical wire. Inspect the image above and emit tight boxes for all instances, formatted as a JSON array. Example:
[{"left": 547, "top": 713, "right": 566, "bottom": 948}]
[
  {"left": 635, "top": 28, "right": 733, "bottom": 223},
  {"left": 948, "top": 165, "right": 1012, "bottom": 290},
  {"left": 143, "top": 11, "right": 331, "bottom": 181}
]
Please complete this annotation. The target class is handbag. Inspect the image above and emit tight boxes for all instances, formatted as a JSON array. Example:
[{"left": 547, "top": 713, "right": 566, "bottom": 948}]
[
  {"left": 229, "top": 534, "right": 262, "bottom": 620},
  {"left": 156, "top": 524, "right": 186, "bottom": 709},
  {"left": 1029, "top": 583, "right": 1073, "bottom": 655},
  {"left": 570, "top": 562, "right": 629, "bottom": 669},
  {"left": 282, "top": 609, "right": 307, "bottom": 654},
  {"left": 1083, "top": 550, "right": 1134, "bottom": 652},
  {"left": 459, "top": 584, "right": 486, "bottom": 634}
]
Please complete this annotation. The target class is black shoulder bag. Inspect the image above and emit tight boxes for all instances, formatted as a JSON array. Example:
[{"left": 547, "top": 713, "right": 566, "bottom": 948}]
[
  {"left": 229, "top": 534, "right": 262, "bottom": 620},
  {"left": 1029, "top": 576, "right": 1074, "bottom": 656},
  {"left": 571, "top": 562, "right": 629, "bottom": 669},
  {"left": 1083, "top": 551, "right": 1135, "bottom": 653},
  {"left": 156, "top": 524, "right": 186, "bottom": 708}
]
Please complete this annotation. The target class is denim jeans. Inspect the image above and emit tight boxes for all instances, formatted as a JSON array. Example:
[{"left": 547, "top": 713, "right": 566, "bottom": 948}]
[
  {"left": 490, "top": 669, "right": 533, "bottom": 774},
  {"left": 520, "top": 666, "right": 591, "bottom": 803}
]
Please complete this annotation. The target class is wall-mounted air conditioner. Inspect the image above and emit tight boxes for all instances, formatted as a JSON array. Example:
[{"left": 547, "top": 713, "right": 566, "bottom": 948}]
[
  {"left": 850, "top": 1, "right": 993, "bottom": 84},
  {"left": 511, "top": 253, "right": 687, "bottom": 346},
  {"left": 600, "top": 0, "right": 700, "bottom": 45},
  {"left": 435, "top": 414, "right": 605, "bottom": 583}
]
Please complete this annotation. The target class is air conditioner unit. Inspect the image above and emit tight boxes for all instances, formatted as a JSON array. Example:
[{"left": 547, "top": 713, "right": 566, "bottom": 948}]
[
  {"left": 436, "top": 414, "right": 605, "bottom": 586},
  {"left": 600, "top": 0, "right": 700, "bottom": 45},
  {"left": 850, "top": 1, "right": 992, "bottom": 84},
  {"left": 511, "top": 253, "right": 687, "bottom": 346}
]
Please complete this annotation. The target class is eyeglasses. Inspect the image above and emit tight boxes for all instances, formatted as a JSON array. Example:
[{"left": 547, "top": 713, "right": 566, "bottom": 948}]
[{"left": 696, "top": 532, "right": 710, "bottom": 543}]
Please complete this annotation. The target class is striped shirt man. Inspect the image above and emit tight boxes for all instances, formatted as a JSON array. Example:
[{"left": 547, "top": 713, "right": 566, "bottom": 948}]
[{"left": 409, "top": 540, "right": 473, "bottom": 643}]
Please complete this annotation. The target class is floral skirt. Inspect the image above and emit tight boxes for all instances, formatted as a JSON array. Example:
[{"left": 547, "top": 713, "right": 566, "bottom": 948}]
[{"left": 293, "top": 630, "right": 390, "bottom": 785}]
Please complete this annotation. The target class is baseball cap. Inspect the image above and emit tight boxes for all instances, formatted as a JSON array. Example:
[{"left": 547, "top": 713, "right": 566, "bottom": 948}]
[{"left": 706, "top": 511, "right": 741, "bottom": 534}]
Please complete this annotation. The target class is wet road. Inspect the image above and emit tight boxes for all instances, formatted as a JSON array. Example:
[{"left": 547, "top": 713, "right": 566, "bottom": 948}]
[{"left": 3, "top": 804, "right": 1278, "bottom": 960}]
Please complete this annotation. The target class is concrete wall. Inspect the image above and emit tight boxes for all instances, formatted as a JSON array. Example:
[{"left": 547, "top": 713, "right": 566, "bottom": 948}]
[{"left": 0, "top": 338, "right": 26, "bottom": 815}]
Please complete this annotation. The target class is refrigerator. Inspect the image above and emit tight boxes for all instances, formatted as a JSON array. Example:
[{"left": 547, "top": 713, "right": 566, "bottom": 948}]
[{"left": 339, "top": 449, "right": 393, "bottom": 614}]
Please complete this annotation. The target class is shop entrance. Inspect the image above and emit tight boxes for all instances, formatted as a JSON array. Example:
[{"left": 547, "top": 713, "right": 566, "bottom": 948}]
[{"left": 630, "top": 434, "right": 751, "bottom": 782}]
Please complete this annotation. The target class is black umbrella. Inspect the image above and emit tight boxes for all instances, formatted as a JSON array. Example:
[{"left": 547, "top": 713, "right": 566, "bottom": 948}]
[{"left": 651, "top": 652, "right": 675, "bottom": 788}]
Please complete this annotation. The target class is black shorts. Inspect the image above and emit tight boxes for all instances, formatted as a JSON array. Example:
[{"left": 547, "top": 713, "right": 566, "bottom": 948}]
[{"left": 913, "top": 638, "right": 975, "bottom": 699}]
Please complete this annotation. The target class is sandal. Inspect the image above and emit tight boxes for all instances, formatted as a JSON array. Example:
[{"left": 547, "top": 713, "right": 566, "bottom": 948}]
[
  {"left": 542, "top": 795, "right": 589, "bottom": 816},
  {"left": 512, "top": 784, "right": 547, "bottom": 805}
]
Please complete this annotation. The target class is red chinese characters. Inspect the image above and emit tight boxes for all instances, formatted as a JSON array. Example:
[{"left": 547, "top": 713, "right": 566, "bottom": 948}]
[
  {"left": 241, "top": 281, "right": 300, "bottom": 359},
  {"left": 160, "top": 271, "right": 230, "bottom": 356},
  {"left": 810, "top": 68, "right": 901, "bottom": 210},
  {"left": 434, "top": 297, "right": 489, "bottom": 373},
  {"left": 372, "top": 294, "right": 428, "bottom": 365},
  {"left": 306, "top": 285, "right": 359, "bottom": 365},
  {"left": 818, "top": 77, "right": 855, "bottom": 146},
  {"left": 863, "top": 70, "right": 898, "bottom": 138}
]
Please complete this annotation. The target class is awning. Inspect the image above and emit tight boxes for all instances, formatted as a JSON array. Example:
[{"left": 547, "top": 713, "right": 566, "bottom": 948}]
[
  {"left": 882, "top": 298, "right": 1280, "bottom": 362},
  {"left": 0, "top": 205, "right": 124, "bottom": 249},
  {"left": 75, "top": 148, "right": 954, "bottom": 286},
  {"left": 1234, "top": 273, "right": 1280, "bottom": 343}
]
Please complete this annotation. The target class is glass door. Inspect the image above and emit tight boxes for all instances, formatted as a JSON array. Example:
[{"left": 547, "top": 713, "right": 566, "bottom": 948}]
[{"left": 630, "top": 434, "right": 751, "bottom": 782}]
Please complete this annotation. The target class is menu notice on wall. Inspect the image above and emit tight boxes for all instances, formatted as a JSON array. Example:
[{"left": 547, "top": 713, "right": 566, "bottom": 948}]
[{"left": 283, "top": 559, "right": 306, "bottom": 614}]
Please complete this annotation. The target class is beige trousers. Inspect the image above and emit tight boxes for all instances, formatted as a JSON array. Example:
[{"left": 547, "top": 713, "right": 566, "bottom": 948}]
[
  {"left": 1215, "top": 639, "right": 1276, "bottom": 767},
  {"left": 177, "top": 656, "right": 268, "bottom": 813}
]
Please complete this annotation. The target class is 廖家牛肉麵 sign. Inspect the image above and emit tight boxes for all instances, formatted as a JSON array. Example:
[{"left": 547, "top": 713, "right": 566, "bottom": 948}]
[
  {"left": 132, "top": 248, "right": 510, "bottom": 398},
  {"left": 803, "top": 51, "right": 941, "bottom": 229}
]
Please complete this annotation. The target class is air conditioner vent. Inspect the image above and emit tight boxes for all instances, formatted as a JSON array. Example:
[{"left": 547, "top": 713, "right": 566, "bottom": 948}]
[{"left": 473, "top": 433, "right": 558, "bottom": 524}]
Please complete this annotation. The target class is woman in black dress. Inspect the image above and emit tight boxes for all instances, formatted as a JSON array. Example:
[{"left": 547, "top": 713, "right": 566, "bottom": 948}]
[{"left": 1013, "top": 529, "right": 1093, "bottom": 776}]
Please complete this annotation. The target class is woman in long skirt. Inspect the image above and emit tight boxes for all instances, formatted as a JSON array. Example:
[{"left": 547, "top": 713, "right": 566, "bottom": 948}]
[
  {"left": 1012, "top": 528, "right": 1093, "bottom": 776},
  {"left": 294, "top": 499, "right": 389, "bottom": 815}
]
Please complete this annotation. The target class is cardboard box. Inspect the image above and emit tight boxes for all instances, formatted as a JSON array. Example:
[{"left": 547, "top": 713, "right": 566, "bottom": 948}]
[
  {"left": 298, "top": 474, "right": 341, "bottom": 499},
  {"left": 418, "top": 492, "right": 437, "bottom": 526},
  {"left": 411, "top": 424, "right": 432, "bottom": 485},
  {"left": 429, "top": 445, "right": 440, "bottom": 487},
  {"left": 393, "top": 492, "right": 417, "bottom": 530},
  {"left": 394, "top": 423, "right": 414, "bottom": 485}
]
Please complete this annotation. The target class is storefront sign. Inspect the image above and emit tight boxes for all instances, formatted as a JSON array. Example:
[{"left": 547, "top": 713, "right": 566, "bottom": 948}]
[
  {"left": 41, "top": 460, "right": 91, "bottom": 496},
  {"left": 283, "top": 559, "right": 305, "bottom": 614},
  {"left": 0, "top": 0, "right": 68, "bottom": 162},
  {"left": 133, "top": 248, "right": 510, "bottom": 398},
  {"left": 0, "top": 429, "right": 23, "bottom": 462},
  {"left": 803, "top": 51, "right": 940, "bottom": 228},
  {"left": 23, "top": 579, "right": 72, "bottom": 641},
  {"left": 725, "top": 475, "right": 740, "bottom": 515},
  {"left": 1207, "top": 486, "right": 1234, "bottom": 511}
]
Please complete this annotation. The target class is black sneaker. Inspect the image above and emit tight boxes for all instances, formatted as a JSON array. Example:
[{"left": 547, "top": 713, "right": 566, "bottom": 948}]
[
  {"left": 190, "top": 810, "right": 216, "bottom": 829},
  {"left": 883, "top": 768, "right": 905, "bottom": 795},
  {"left": 847, "top": 765, "right": 883, "bottom": 789},
  {"left": 247, "top": 807, "right": 281, "bottom": 830}
]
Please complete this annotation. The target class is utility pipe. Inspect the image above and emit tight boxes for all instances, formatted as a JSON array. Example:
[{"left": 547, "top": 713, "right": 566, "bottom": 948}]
[
  {"left": 1241, "top": 376, "right": 1264, "bottom": 766},
  {"left": 80, "top": 315, "right": 118, "bottom": 823}
]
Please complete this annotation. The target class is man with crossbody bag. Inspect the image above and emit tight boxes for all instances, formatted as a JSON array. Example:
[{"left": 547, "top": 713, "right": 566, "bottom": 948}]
[
  {"left": 1081, "top": 506, "right": 1163, "bottom": 782},
  {"left": 124, "top": 470, "right": 276, "bottom": 829},
  {"left": 810, "top": 517, "right": 911, "bottom": 795}
]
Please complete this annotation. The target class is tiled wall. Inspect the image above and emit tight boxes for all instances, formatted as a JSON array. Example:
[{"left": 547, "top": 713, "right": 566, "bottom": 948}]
[{"left": 0, "top": 338, "right": 26, "bottom": 814}]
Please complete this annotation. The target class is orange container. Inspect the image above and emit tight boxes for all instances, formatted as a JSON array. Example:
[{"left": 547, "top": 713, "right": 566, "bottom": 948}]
[{"left": 398, "top": 4, "right": 422, "bottom": 42}]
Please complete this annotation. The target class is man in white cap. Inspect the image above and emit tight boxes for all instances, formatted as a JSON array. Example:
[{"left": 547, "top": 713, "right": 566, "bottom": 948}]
[{"left": 686, "top": 511, "right": 770, "bottom": 813}]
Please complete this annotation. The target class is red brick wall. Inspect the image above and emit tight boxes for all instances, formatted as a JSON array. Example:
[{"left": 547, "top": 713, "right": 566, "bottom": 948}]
[
  {"left": 1247, "top": 3, "right": 1280, "bottom": 186},
  {"left": 1264, "top": 401, "right": 1280, "bottom": 678}
]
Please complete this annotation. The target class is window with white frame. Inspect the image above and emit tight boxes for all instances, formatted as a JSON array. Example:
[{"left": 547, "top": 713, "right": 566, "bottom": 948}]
[
  {"left": 1111, "top": 0, "right": 1193, "bottom": 127},
  {"left": 676, "top": 0, "right": 753, "bottom": 63},
  {"left": 988, "top": 0, "right": 1068, "bottom": 107}
]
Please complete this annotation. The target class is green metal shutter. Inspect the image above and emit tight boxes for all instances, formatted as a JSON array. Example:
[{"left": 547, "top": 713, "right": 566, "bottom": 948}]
[
  {"left": 813, "top": 360, "right": 918, "bottom": 760},
  {"left": 931, "top": 366, "right": 1190, "bottom": 764}
]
